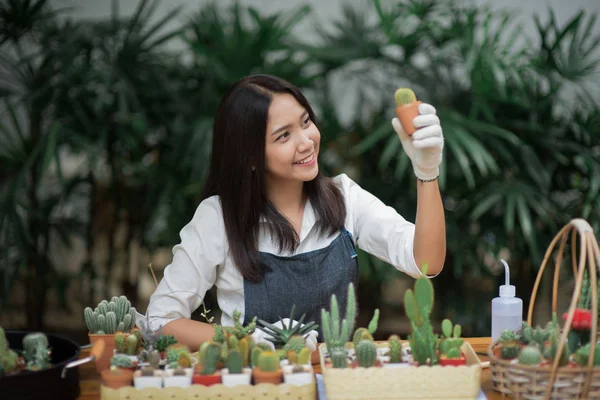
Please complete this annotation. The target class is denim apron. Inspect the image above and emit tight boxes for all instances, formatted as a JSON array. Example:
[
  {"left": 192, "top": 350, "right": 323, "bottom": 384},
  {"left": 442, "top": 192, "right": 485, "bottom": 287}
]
[{"left": 243, "top": 229, "right": 359, "bottom": 338}]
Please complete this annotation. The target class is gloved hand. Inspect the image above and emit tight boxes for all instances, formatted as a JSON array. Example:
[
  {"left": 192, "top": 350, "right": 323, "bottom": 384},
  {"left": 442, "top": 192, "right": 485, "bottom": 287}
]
[
  {"left": 251, "top": 318, "right": 319, "bottom": 352},
  {"left": 392, "top": 103, "right": 444, "bottom": 181}
]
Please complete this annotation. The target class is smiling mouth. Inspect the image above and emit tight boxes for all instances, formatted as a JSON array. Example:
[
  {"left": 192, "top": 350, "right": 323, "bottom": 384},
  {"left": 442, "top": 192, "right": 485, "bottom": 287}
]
[{"left": 293, "top": 153, "right": 315, "bottom": 165}]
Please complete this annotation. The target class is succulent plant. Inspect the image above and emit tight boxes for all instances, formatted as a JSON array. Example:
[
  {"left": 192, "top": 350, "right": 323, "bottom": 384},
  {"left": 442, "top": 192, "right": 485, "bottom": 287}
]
[
  {"left": 111, "top": 354, "right": 133, "bottom": 368},
  {"left": 404, "top": 264, "right": 438, "bottom": 365},
  {"left": 321, "top": 282, "right": 357, "bottom": 354},
  {"left": 544, "top": 313, "right": 570, "bottom": 367},
  {"left": 330, "top": 347, "right": 348, "bottom": 368},
  {"left": 84, "top": 296, "right": 136, "bottom": 334},
  {"left": 388, "top": 335, "right": 403, "bottom": 363},
  {"left": 518, "top": 345, "right": 542, "bottom": 365},
  {"left": 239, "top": 337, "right": 250, "bottom": 367},
  {"left": 394, "top": 88, "right": 417, "bottom": 106},
  {"left": 22, "top": 333, "right": 49, "bottom": 364},
  {"left": 0, "top": 328, "right": 19, "bottom": 376},
  {"left": 251, "top": 346, "right": 263, "bottom": 368},
  {"left": 356, "top": 340, "right": 377, "bottom": 368},
  {"left": 227, "top": 349, "right": 243, "bottom": 374},
  {"left": 257, "top": 351, "right": 280, "bottom": 372},
  {"left": 199, "top": 342, "right": 221, "bottom": 375},
  {"left": 439, "top": 319, "right": 464, "bottom": 359},
  {"left": 575, "top": 343, "right": 600, "bottom": 366},
  {"left": 297, "top": 347, "right": 310, "bottom": 365},
  {"left": 257, "top": 305, "right": 319, "bottom": 348}
]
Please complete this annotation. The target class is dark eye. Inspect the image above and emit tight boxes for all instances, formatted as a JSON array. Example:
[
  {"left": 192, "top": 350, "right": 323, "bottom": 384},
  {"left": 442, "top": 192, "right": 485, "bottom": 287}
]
[
  {"left": 276, "top": 131, "right": 290, "bottom": 141},
  {"left": 302, "top": 117, "right": 311, "bottom": 127}
]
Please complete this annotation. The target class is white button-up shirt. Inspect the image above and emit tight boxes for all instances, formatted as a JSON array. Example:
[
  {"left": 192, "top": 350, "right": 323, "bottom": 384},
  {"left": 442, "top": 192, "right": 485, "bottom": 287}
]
[{"left": 140, "top": 174, "right": 424, "bottom": 332}]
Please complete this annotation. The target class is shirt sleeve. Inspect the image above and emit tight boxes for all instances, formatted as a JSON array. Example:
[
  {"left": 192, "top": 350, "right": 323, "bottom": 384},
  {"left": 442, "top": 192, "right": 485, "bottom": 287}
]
[
  {"left": 141, "top": 197, "right": 226, "bottom": 332},
  {"left": 340, "top": 174, "right": 427, "bottom": 279}
]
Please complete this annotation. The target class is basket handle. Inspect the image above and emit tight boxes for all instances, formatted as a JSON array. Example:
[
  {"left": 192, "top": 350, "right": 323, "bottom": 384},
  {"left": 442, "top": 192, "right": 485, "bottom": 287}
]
[{"left": 526, "top": 218, "right": 600, "bottom": 398}]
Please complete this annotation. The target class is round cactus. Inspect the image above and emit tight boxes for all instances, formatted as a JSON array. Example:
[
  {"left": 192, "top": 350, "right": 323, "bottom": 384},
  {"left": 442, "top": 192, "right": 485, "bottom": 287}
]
[
  {"left": 258, "top": 351, "right": 280, "bottom": 372},
  {"left": 352, "top": 328, "right": 374, "bottom": 349},
  {"left": 297, "top": 347, "right": 311, "bottom": 365},
  {"left": 330, "top": 347, "right": 348, "bottom": 369},
  {"left": 500, "top": 345, "right": 520, "bottom": 360},
  {"left": 518, "top": 345, "right": 542, "bottom": 365},
  {"left": 356, "top": 340, "right": 377, "bottom": 368}
]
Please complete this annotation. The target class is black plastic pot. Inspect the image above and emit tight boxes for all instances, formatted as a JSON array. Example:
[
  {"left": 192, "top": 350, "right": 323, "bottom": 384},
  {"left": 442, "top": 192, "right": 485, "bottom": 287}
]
[{"left": 1, "top": 331, "right": 94, "bottom": 400}]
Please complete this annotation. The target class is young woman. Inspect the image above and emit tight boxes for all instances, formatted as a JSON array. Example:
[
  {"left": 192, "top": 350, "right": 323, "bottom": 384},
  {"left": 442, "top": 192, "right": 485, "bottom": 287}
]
[{"left": 140, "top": 74, "right": 446, "bottom": 350}]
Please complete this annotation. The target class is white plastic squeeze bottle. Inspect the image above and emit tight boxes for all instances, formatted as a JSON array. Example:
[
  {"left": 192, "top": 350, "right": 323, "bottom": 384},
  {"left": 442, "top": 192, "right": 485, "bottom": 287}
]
[{"left": 491, "top": 259, "right": 523, "bottom": 342}]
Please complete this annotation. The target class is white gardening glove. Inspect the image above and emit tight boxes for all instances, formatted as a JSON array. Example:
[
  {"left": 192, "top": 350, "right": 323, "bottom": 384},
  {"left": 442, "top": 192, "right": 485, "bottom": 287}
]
[
  {"left": 392, "top": 103, "right": 444, "bottom": 181},
  {"left": 251, "top": 318, "right": 319, "bottom": 352}
]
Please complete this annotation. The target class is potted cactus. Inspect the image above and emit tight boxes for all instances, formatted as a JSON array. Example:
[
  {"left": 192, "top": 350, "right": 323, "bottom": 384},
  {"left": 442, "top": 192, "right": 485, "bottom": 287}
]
[
  {"left": 352, "top": 339, "right": 379, "bottom": 368},
  {"left": 110, "top": 353, "right": 137, "bottom": 372},
  {"left": 320, "top": 282, "right": 357, "bottom": 369},
  {"left": 101, "top": 366, "right": 134, "bottom": 389},
  {"left": 439, "top": 319, "right": 467, "bottom": 366},
  {"left": 133, "top": 366, "right": 163, "bottom": 389},
  {"left": 84, "top": 296, "right": 137, "bottom": 372},
  {"left": 382, "top": 334, "right": 410, "bottom": 368},
  {"left": 221, "top": 348, "right": 252, "bottom": 387},
  {"left": 253, "top": 350, "right": 282, "bottom": 384},
  {"left": 193, "top": 342, "right": 222, "bottom": 386}
]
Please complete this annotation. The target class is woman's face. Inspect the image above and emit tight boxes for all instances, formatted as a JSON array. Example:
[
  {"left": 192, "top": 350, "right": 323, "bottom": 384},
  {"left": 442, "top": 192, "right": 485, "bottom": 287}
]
[{"left": 264, "top": 93, "right": 320, "bottom": 185}]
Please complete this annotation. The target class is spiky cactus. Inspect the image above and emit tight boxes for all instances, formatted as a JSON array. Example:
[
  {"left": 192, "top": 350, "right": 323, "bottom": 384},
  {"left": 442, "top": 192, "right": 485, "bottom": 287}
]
[
  {"left": 355, "top": 340, "right": 377, "bottom": 368},
  {"left": 404, "top": 265, "right": 438, "bottom": 365},
  {"left": 544, "top": 312, "right": 570, "bottom": 367},
  {"left": 257, "top": 351, "right": 280, "bottom": 372},
  {"left": 239, "top": 337, "right": 250, "bottom": 367},
  {"left": 518, "top": 345, "right": 542, "bottom": 365},
  {"left": 439, "top": 319, "right": 464, "bottom": 359},
  {"left": 115, "top": 332, "right": 127, "bottom": 354},
  {"left": 84, "top": 296, "right": 136, "bottom": 334},
  {"left": 127, "top": 333, "right": 139, "bottom": 355},
  {"left": 575, "top": 343, "right": 600, "bottom": 366},
  {"left": 284, "top": 336, "right": 306, "bottom": 354},
  {"left": 251, "top": 346, "right": 263, "bottom": 367},
  {"left": 330, "top": 348, "right": 348, "bottom": 368},
  {"left": 111, "top": 354, "right": 133, "bottom": 368},
  {"left": 388, "top": 335, "right": 403, "bottom": 363},
  {"left": 22, "top": 333, "right": 49, "bottom": 364},
  {"left": 200, "top": 342, "right": 221, "bottom": 375},
  {"left": 298, "top": 347, "right": 311, "bottom": 365},
  {"left": 227, "top": 349, "right": 243, "bottom": 374},
  {"left": 321, "top": 282, "right": 357, "bottom": 355}
]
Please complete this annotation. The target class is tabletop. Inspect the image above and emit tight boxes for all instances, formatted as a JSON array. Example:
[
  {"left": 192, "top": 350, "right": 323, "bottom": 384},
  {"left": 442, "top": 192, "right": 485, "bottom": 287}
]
[{"left": 77, "top": 337, "right": 501, "bottom": 400}]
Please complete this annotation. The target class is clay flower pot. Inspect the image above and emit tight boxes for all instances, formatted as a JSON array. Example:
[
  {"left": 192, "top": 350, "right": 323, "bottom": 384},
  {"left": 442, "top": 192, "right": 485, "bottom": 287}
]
[
  {"left": 253, "top": 367, "right": 282, "bottom": 385},
  {"left": 193, "top": 372, "right": 222, "bottom": 386},
  {"left": 439, "top": 355, "right": 467, "bottom": 367},
  {"left": 89, "top": 333, "right": 117, "bottom": 373},
  {"left": 101, "top": 368, "right": 134, "bottom": 389},
  {"left": 395, "top": 101, "right": 422, "bottom": 136}
]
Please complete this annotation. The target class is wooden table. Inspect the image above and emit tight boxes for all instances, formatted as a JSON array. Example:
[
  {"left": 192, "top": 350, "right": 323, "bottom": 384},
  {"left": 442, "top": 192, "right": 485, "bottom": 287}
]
[{"left": 77, "top": 337, "right": 501, "bottom": 399}]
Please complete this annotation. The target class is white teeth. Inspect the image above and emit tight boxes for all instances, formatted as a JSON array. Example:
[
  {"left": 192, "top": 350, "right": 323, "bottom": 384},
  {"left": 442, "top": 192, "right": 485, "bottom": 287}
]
[{"left": 294, "top": 154, "right": 314, "bottom": 164}]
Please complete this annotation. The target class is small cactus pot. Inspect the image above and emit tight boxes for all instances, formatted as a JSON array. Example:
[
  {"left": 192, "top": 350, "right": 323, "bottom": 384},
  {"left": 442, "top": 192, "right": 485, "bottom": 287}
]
[
  {"left": 253, "top": 367, "right": 282, "bottom": 385},
  {"left": 283, "top": 365, "right": 314, "bottom": 386},
  {"left": 101, "top": 368, "right": 134, "bottom": 389},
  {"left": 192, "top": 371, "right": 222, "bottom": 386},
  {"left": 133, "top": 369, "right": 163, "bottom": 389},
  {"left": 89, "top": 333, "right": 117, "bottom": 373},
  {"left": 395, "top": 101, "right": 422, "bottom": 136},
  {"left": 439, "top": 354, "right": 467, "bottom": 367},
  {"left": 164, "top": 368, "right": 193, "bottom": 388},
  {"left": 221, "top": 367, "right": 252, "bottom": 387}
]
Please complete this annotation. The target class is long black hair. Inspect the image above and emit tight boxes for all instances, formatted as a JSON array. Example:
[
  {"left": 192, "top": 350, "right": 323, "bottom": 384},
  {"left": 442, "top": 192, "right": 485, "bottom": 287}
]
[{"left": 202, "top": 74, "right": 346, "bottom": 282}]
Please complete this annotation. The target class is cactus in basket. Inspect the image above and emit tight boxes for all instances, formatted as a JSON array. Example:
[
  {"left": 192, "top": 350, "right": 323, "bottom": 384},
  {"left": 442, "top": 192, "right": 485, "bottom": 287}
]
[
  {"left": 257, "top": 351, "right": 280, "bottom": 372},
  {"left": 518, "top": 345, "right": 543, "bottom": 366},
  {"left": 352, "top": 309, "right": 379, "bottom": 349},
  {"left": 404, "top": 265, "right": 438, "bottom": 365},
  {"left": 574, "top": 343, "right": 600, "bottom": 366},
  {"left": 227, "top": 349, "right": 243, "bottom": 374},
  {"left": 355, "top": 339, "right": 377, "bottom": 368},
  {"left": 84, "top": 296, "right": 136, "bottom": 334},
  {"left": 199, "top": 342, "right": 221, "bottom": 375},
  {"left": 321, "top": 282, "right": 357, "bottom": 354},
  {"left": 520, "top": 321, "right": 549, "bottom": 352},
  {"left": 544, "top": 312, "right": 570, "bottom": 367},
  {"left": 256, "top": 305, "right": 319, "bottom": 348},
  {"left": 388, "top": 335, "right": 403, "bottom": 363},
  {"left": 499, "top": 329, "right": 521, "bottom": 360},
  {"left": 439, "top": 319, "right": 464, "bottom": 359}
]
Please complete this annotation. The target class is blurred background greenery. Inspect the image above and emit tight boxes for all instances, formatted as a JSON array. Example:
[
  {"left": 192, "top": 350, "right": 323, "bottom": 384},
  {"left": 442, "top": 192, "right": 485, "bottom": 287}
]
[{"left": 0, "top": 0, "right": 599, "bottom": 344}]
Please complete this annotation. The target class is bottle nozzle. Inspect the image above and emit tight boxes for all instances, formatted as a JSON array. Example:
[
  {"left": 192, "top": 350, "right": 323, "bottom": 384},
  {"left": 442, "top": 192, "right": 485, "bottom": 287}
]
[{"left": 499, "top": 259, "right": 515, "bottom": 297}]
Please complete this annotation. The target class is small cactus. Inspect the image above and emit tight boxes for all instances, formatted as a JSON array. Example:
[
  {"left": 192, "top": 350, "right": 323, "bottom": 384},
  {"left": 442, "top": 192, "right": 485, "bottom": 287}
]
[
  {"left": 22, "top": 333, "right": 48, "bottom": 364},
  {"left": 284, "top": 336, "right": 306, "bottom": 354},
  {"left": 127, "top": 334, "right": 139, "bottom": 355},
  {"left": 388, "top": 335, "right": 403, "bottom": 363},
  {"left": 321, "top": 283, "right": 357, "bottom": 355},
  {"left": 227, "top": 349, "right": 243, "bottom": 374},
  {"left": 287, "top": 350, "right": 298, "bottom": 364},
  {"left": 251, "top": 346, "right": 263, "bottom": 368},
  {"left": 394, "top": 88, "right": 417, "bottom": 106},
  {"left": 439, "top": 319, "right": 464, "bottom": 359},
  {"left": 500, "top": 345, "right": 520, "bottom": 360},
  {"left": 518, "top": 346, "right": 542, "bottom": 365},
  {"left": 84, "top": 296, "right": 136, "bottom": 334},
  {"left": 257, "top": 351, "right": 280, "bottom": 372},
  {"left": 356, "top": 340, "right": 377, "bottom": 368},
  {"left": 115, "top": 332, "right": 127, "bottom": 354},
  {"left": 239, "top": 337, "right": 250, "bottom": 367},
  {"left": 141, "top": 366, "right": 154, "bottom": 376},
  {"left": 200, "top": 342, "right": 221, "bottom": 375},
  {"left": 330, "top": 347, "right": 348, "bottom": 368},
  {"left": 111, "top": 354, "right": 133, "bottom": 368},
  {"left": 297, "top": 347, "right": 311, "bottom": 365},
  {"left": 574, "top": 343, "right": 600, "bottom": 366},
  {"left": 352, "top": 328, "right": 374, "bottom": 349}
]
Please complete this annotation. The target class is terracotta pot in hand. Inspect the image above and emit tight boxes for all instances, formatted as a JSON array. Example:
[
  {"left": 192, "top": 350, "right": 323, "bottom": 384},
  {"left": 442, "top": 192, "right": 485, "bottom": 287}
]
[{"left": 394, "top": 88, "right": 421, "bottom": 136}]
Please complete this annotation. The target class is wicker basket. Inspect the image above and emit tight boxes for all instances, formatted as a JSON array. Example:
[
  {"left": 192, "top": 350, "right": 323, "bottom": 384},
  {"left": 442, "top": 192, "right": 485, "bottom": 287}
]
[
  {"left": 320, "top": 341, "right": 482, "bottom": 400},
  {"left": 488, "top": 218, "right": 600, "bottom": 399}
]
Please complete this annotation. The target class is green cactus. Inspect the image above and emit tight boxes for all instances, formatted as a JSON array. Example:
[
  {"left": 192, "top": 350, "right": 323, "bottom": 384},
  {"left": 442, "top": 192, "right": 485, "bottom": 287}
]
[
  {"left": 404, "top": 265, "right": 438, "bottom": 365},
  {"left": 227, "top": 349, "right": 243, "bottom": 374},
  {"left": 321, "top": 282, "right": 357, "bottom": 354},
  {"left": 111, "top": 354, "right": 133, "bottom": 368},
  {"left": 0, "top": 328, "right": 7, "bottom": 353},
  {"left": 356, "top": 340, "right": 377, "bottom": 368},
  {"left": 200, "top": 342, "right": 221, "bottom": 375},
  {"left": 500, "top": 345, "right": 520, "bottom": 359},
  {"left": 28, "top": 341, "right": 50, "bottom": 371},
  {"left": 388, "top": 335, "right": 403, "bottom": 363},
  {"left": 177, "top": 352, "right": 192, "bottom": 368},
  {"left": 239, "top": 337, "right": 250, "bottom": 367},
  {"left": 251, "top": 346, "right": 263, "bottom": 368},
  {"left": 84, "top": 296, "right": 136, "bottom": 334},
  {"left": 225, "top": 310, "right": 257, "bottom": 339},
  {"left": 330, "top": 347, "right": 348, "bottom": 368},
  {"left": 352, "top": 328, "right": 374, "bottom": 349},
  {"left": 257, "top": 351, "right": 280, "bottom": 372},
  {"left": 115, "top": 332, "right": 127, "bottom": 354},
  {"left": 0, "top": 349, "right": 19, "bottom": 376},
  {"left": 439, "top": 319, "right": 464, "bottom": 359},
  {"left": 367, "top": 309, "right": 379, "bottom": 334},
  {"left": 518, "top": 345, "right": 542, "bottom": 365},
  {"left": 394, "top": 88, "right": 417, "bottom": 106},
  {"left": 574, "top": 343, "right": 600, "bottom": 366},
  {"left": 213, "top": 325, "right": 226, "bottom": 344},
  {"left": 544, "top": 313, "right": 570, "bottom": 367},
  {"left": 228, "top": 335, "right": 239, "bottom": 350},
  {"left": 297, "top": 347, "right": 311, "bottom": 365},
  {"left": 499, "top": 329, "right": 519, "bottom": 343}
]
